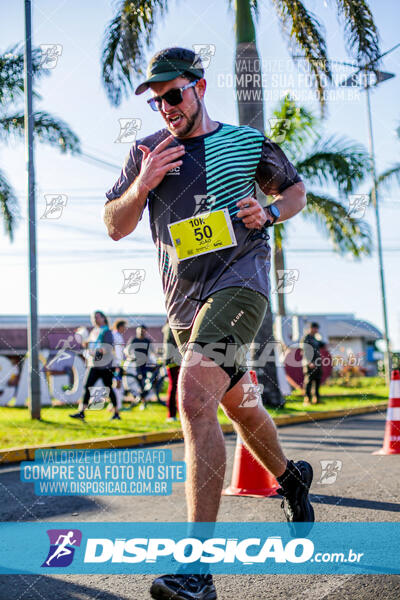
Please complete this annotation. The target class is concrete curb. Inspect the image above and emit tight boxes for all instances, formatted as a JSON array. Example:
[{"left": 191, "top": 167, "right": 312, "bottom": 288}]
[
  {"left": 272, "top": 402, "right": 388, "bottom": 426},
  {"left": 0, "top": 402, "right": 388, "bottom": 465}
]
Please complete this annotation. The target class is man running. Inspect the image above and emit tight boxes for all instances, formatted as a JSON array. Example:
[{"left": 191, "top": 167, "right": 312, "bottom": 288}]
[{"left": 104, "top": 47, "right": 313, "bottom": 600}]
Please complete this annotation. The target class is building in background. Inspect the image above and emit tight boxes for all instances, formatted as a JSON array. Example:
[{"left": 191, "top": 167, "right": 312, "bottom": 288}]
[
  {"left": 0, "top": 312, "right": 383, "bottom": 385},
  {"left": 275, "top": 313, "right": 383, "bottom": 376},
  {"left": 0, "top": 314, "right": 165, "bottom": 358}
]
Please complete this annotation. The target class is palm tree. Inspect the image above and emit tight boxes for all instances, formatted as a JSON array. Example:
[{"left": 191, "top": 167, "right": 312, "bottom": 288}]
[
  {"left": 375, "top": 122, "right": 400, "bottom": 193},
  {"left": 101, "top": 0, "right": 380, "bottom": 407},
  {"left": 270, "top": 95, "right": 372, "bottom": 316},
  {"left": 0, "top": 46, "right": 80, "bottom": 240},
  {"left": 101, "top": 0, "right": 380, "bottom": 112},
  {"left": 232, "top": 0, "right": 378, "bottom": 406}
]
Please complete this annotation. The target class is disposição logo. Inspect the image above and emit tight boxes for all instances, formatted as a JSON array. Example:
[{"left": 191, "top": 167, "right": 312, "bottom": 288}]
[{"left": 42, "top": 529, "right": 82, "bottom": 567}]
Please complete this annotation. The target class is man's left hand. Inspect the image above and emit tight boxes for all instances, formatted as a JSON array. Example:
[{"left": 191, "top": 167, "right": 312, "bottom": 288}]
[{"left": 236, "top": 196, "right": 269, "bottom": 230}]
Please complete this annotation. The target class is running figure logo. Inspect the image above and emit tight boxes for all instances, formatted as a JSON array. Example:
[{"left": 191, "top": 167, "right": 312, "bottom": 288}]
[
  {"left": 88, "top": 386, "right": 109, "bottom": 410},
  {"left": 192, "top": 44, "right": 216, "bottom": 69},
  {"left": 273, "top": 269, "right": 299, "bottom": 295},
  {"left": 239, "top": 383, "right": 264, "bottom": 408},
  {"left": 115, "top": 118, "right": 142, "bottom": 143},
  {"left": 318, "top": 460, "right": 343, "bottom": 485},
  {"left": 193, "top": 194, "right": 216, "bottom": 218},
  {"left": 39, "top": 44, "right": 63, "bottom": 69},
  {"left": 347, "top": 194, "right": 368, "bottom": 219},
  {"left": 268, "top": 118, "right": 291, "bottom": 144},
  {"left": 42, "top": 529, "right": 82, "bottom": 567},
  {"left": 46, "top": 335, "right": 75, "bottom": 370},
  {"left": 41, "top": 194, "right": 68, "bottom": 219},
  {"left": 119, "top": 269, "right": 146, "bottom": 294}
]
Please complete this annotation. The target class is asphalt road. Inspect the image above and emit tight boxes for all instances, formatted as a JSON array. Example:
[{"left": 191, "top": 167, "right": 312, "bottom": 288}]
[{"left": 0, "top": 412, "right": 399, "bottom": 599}]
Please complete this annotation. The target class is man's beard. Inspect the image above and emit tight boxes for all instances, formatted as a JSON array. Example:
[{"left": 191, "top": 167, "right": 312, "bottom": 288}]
[{"left": 170, "top": 94, "right": 202, "bottom": 137}]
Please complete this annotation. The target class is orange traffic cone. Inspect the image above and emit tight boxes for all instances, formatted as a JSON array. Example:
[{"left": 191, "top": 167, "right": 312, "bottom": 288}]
[
  {"left": 223, "top": 370, "right": 280, "bottom": 497},
  {"left": 373, "top": 369, "right": 400, "bottom": 455}
]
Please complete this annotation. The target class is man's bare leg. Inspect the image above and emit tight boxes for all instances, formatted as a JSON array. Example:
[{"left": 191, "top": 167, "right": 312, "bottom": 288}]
[
  {"left": 222, "top": 371, "right": 315, "bottom": 529},
  {"left": 178, "top": 351, "right": 230, "bottom": 522},
  {"left": 221, "top": 370, "right": 287, "bottom": 477}
]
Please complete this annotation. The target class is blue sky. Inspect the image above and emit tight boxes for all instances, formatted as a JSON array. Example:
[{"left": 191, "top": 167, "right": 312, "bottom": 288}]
[{"left": 1, "top": 0, "right": 400, "bottom": 347}]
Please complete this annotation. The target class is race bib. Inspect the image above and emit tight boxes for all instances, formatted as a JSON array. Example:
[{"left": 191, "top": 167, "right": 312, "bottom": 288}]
[{"left": 168, "top": 209, "right": 237, "bottom": 261}]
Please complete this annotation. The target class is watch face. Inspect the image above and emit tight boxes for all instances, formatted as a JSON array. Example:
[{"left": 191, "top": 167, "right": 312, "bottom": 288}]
[{"left": 269, "top": 204, "right": 280, "bottom": 219}]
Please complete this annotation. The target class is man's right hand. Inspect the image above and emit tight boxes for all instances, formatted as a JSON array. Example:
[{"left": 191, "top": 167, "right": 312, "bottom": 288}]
[{"left": 137, "top": 135, "right": 185, "bottom": 192}]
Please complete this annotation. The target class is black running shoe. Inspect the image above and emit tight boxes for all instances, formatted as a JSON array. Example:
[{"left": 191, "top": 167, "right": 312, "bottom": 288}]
[
  {"left": 150, "top": 573, "right": 216, "bottom": 600},
  {"left": 278, "top": 460, "right": 314, "bottom": 530},
  {"left": 69, "top": 411, "right": 85, "bottom": 420}
]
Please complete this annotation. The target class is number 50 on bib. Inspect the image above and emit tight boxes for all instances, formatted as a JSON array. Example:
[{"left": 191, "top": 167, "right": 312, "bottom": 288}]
[{"left": 168, "top": 208, "right": 237, "bottom": 262}]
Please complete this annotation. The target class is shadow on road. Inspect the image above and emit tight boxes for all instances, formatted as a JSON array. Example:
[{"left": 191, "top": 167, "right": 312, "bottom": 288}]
[
  {"left": 310, "top": 493, "right": 400, "bottom": 512},
  {"left": 0, "top": 469, "right": 102, "bottom": 521}
]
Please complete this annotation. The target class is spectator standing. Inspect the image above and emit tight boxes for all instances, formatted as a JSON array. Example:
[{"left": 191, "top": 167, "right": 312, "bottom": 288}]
[
  {"left": 112, "top": 319, "right": 128, "bottom": 411},
  {"left": 69, "top": 310, "right": 120, "bottom": 420},
  {"left": 301, "top": 322, "right": 326, "bottom": 405},
  {"left": 126, "top": 324, "right": 154, "bottom": 409}
]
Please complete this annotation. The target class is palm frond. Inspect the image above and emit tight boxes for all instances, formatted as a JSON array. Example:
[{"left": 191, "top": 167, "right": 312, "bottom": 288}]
[
  {"left": 0, "top": 44, "right": 46, "bottom": 105},
  {"left": 295, "top": 135, "right": 370, "bottom": 194},
  {"left": 251, "top": 0, "right": 259, "bottom": 19},
  {"left": 101, "top": 0, "right": 168, "bottom": 106},
  {"left": 0, "top": 169, "right": 19, "bottom": 241},
  {"left": 376, "top": 163, "right": 400, "bottom": 193},
  {"left": 227, "top": 0, "right": 260, "bottom": 17},
  {"left": 0, "top": 111, "right": 80, "bottom": 153},
  {"left": 333, "top": 0, "right": 380, "bottom": 65},
  {"left": 228, "top": 0, "right": 260, "bottom": 16},
  {"left": 270, "top": 94, "right": 317, "bottom": 155},
  {"left": 271, "top": 0, "right": 331, "bottom": 114},
  {"left": 303, "top": 192, "right": 372, "bottom": 257}
]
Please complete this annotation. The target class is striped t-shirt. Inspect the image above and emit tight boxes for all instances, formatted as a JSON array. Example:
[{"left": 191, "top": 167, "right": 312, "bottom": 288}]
[{"left": 106, "top": 122, "right": 301, "bottom": 328}]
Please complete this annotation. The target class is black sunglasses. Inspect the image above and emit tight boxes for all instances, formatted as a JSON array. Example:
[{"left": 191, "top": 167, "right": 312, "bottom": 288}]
[{"left": 147, "top": 80, "right": 199, "bottom": 112}]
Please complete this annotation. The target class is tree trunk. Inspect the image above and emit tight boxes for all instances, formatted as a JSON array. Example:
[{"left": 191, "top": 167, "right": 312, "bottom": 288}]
[
  {"left": 274, "top": 231, "right": 287, "bottom": 317},
  {"left": 234, "top": 8, "right": 284, "bottom": 407}
]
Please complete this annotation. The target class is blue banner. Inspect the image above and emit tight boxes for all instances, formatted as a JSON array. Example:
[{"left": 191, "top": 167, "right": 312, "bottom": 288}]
[
  {"left": 0, "top": 522, "right": 399, "bottom": 574},
  {"left": 20, "top": 449, "right": 186, "bottom": 496}
]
